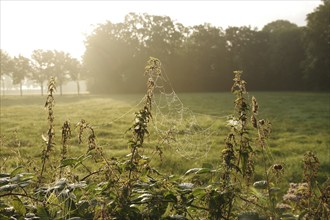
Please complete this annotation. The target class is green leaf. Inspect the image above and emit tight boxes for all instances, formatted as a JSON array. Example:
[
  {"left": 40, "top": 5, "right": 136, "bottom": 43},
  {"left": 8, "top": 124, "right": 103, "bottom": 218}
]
[
  {"left": 60, "top": 158, "right": 78, "bottom": 168},
  {"left": 37, "top": 206, "right": 50, "bottom": 220},
  {"left": 77, "top": 200, "right": 89, "bottom": 215},
  {"left": 0, "top": 173, "right": 10, "bottom": 178},
  {"left": 184, "top": 168, "right": 202, "bottom": 175},
  {"left": 0, "top": 200, "right": 9, "bottom": 209},
  {"left": 192, "top": 188, "right": 206, "bottom": 197},
  {"left": 168, "top": 175, "right": 180, "bottom": 181},
  {"left": 298, "top": 210, "right": 308, "bottom": 219},
  {"left": 141, "top": 196, "right": 152, "bottom": 203},
  {"left": 0, "top": 177, "right": 10, "bottom": 187},
  {"left": 47, "top": 192, "right": 60, "bottom": 217},
  {"left": 68, "top": 182, "right": 87, "bottom": 189},
  {"left": 0, "top": 183, "right": 18, "bottom": 192},
  {"left": 64, "top": 198, "right": 77, "bottom": 212},
  {"left": 19, "top": 173, "right": 34, "bottom": 181},
  {"left": 11, "top": 196, "right": 26, "bottom": 216},
  {"left": 10, "top": 166, "right": 23, "bottom": 177},
  {"left": 75, "top": 154, "right": 92, "bottom": 168},
  {"left": 137, "top": 193, "right": 152, "bottom": 199},
  {"left": 18, "top": 180, "right": 32, "bottom": 188},
  {"left": 54, "top": 178, "right": 68, "bottom": 188},
  {"left": 249, "top": 186, "right": 263, "bottom": 198},
  {"left": 195, "top": 168, "right": 213, "bottom": 174},
  {"left": 77, "top": 154, "right": 91, "bottom": 162},
  {"left": 178, "top": 183, "right": 194, "bottom": 189},
  {"left": 47, "top": 192, "right": 59, "bottom": 204},
  {"left": 164, "top": 191, "right": 177, "bottom": 202},
  {"left": 281, "top": 213, "right": 298, "bottom": 220},
  {"left": 184, "top": 167, "right": 213, "bottom": 175},
  {"left": 269, "top": 187, "right": 281, "bottom": 193},
  {"left": 11, "top": 173, "right": 34, "bottom": 183},
  {"left": 238, "top": 211, "right": 259, "bottom": 220},
  {"left": 138, "top": 159, "right": 149, "bottom": 165},
  {"left": 253, "top": 180, "right": 268, "bottom": 189},
  {"left": 0, "top": 214, "right": 10, "bottom": 220}
]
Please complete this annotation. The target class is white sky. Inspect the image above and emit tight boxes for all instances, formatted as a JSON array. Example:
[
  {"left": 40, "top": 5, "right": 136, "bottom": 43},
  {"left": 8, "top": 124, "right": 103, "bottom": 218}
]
[{"left": 0, "top": 0, "right": 322, "bottom": 60}]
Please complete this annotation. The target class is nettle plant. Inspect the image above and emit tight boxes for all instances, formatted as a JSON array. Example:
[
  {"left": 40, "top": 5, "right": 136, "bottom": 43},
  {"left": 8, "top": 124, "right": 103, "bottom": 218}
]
[{"left": 0, "top": 58, "right": 329, "bottom": 220}]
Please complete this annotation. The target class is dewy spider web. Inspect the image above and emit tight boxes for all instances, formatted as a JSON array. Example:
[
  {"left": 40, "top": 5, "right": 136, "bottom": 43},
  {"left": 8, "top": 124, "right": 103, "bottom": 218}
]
[{"left": 142, "top": 65, "right": 221, "bottom": 159}]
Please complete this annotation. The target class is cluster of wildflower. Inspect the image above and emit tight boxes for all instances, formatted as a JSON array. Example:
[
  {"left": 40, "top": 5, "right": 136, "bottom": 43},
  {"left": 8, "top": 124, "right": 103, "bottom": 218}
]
[{"left": 283, "top": 182, "right": 309, "bottom": 206}]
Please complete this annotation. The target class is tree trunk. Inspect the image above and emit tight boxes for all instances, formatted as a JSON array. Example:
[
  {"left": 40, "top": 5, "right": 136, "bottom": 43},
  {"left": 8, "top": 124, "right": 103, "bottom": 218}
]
[
  {"left": 1, "top": 78, "right": 5, "bottom": 97},
  {"left": 40, "top": 82, "right": 44, "bottom": 96},
  {"left": 76, "top": 81, "right": 80, "bottom": 95},
  {"left": 20, "top": 82, "right": 23, "bottom": 96},
  {"left": 60, "top": 84, "right": 63, "bottom": 96}
]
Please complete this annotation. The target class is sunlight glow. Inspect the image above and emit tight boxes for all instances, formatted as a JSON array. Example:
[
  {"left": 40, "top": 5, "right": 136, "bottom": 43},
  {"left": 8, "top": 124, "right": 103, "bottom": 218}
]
[{"left": 0, "top": 1, "right": 322, "bottom": 60}]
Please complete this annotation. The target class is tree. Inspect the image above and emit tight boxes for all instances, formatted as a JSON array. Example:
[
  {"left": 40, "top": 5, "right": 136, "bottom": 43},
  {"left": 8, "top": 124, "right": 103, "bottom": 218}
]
[
  {"left": 68, "top": 58, "right": 83, "bottom": 95},
  {"left": 84, "top": 20, "right": 140, "bottom": 93},
  {"left": 0, "top": 50, "right": 14, "bottom": 95},
  {"left": 31, "top": 50, "right": 84, "bottom": 95},
  {"left": 262, "top": 21, "right": 305, "bottom": 90},
  {"left": 11, "top": 55, "right": 32, "bottom": 96},
  {"left": 303, "top": 0, "right": 330, "bottom": 90},
  {"left": 262, "top": 20, "right": 298, "bottom": 33},
  {"left": 127, "top": 13, "right": 184, "bottom": 60},
  {"left": 124, "top": 13, "right": 186, "bottom": 92},
  {"left": 52, "top": 51, "right": 80, "bottom": 96},
  {"left": 181, "top": 24, "right": 229, "bottom": 91},
  {"left": 31, "top": 50, "right": 55, "bottom": 96},
  {"left": 0, "top": 50, "right": 13, "bottom": 76},
  {"left": 83, "top": 13, "right": 185, "bottom": 93},
  {"left": 225, "top": 26, "right": 270, "bottom": 90}
]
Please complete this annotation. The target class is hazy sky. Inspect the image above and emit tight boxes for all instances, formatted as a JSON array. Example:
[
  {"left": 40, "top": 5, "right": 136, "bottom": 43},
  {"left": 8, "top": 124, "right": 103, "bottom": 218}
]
[{"left": 0, "top": 0, "right": 322, "bottom": 60}]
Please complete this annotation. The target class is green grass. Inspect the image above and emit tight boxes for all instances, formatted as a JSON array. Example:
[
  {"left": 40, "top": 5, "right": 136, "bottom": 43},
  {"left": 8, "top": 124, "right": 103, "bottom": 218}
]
[{"left": 0, "top": 92, "right": 329, "bottom": 186}]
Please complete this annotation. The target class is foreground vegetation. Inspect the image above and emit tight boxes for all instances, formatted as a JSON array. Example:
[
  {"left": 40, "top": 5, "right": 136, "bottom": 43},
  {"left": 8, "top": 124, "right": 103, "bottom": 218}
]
[{"left": 0, "top": 59, "right": 329, "bottom": 219}]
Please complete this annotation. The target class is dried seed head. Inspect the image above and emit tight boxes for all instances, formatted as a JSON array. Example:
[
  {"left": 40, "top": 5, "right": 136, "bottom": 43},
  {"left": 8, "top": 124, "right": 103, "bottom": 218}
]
[
  {"left": 251, "top": 96, "right": 258, "bottom": 114},
  {"left": 273, "top": 164, "right": 283, "bottom": 171},
  {"left": 259, "top": 119, "right": 265, "bottom": 125},
  {"left": 251, "top": 115, "right": 258, "bottom": 128},
  {"left": 303, "top": 151, "right": 320, "bottom": 183}
]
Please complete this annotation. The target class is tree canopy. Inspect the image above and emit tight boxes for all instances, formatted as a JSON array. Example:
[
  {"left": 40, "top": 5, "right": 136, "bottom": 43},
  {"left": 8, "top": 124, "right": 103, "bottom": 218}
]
[
  {"left": 83, "top": 1, "right": 329, "bottom": 93},
  {"left": 303, "top": 0, "right": 330, "bottom": 90}
]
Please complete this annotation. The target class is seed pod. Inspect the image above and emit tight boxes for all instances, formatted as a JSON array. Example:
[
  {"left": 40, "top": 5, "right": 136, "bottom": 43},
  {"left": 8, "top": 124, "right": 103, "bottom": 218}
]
[{"left": 251, "top": 96, "right": 258, "bottom": 114}]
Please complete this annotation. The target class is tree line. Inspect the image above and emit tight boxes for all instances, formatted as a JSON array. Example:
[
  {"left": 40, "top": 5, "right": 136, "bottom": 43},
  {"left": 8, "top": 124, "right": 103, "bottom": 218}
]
[
  {"left": 1, "top": 0, "right": 329, "bottom": 95},
  {"left": 84, "top": 0, "right": 329, "bottom": 93},
  {"left": 1, "top": 49, "right": 83, "bottom": 96}
]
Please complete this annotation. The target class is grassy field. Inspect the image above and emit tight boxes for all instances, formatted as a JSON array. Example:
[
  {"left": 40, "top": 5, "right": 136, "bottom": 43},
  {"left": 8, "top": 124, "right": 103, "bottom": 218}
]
[{"left": 0, "top": 92, "right": 329, "bottom": 186}]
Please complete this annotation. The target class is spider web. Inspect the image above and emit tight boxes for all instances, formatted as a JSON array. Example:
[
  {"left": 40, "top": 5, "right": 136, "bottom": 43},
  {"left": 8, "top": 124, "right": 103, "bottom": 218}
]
[{"left": 143, "top": 67, "right": 224, "bottom": 159}]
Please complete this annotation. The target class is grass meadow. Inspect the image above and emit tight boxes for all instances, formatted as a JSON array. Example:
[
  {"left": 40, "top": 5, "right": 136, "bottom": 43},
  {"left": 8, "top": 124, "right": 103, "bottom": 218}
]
[{"left": 0, "top": 92, "right": 329, "bottom": 188}]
